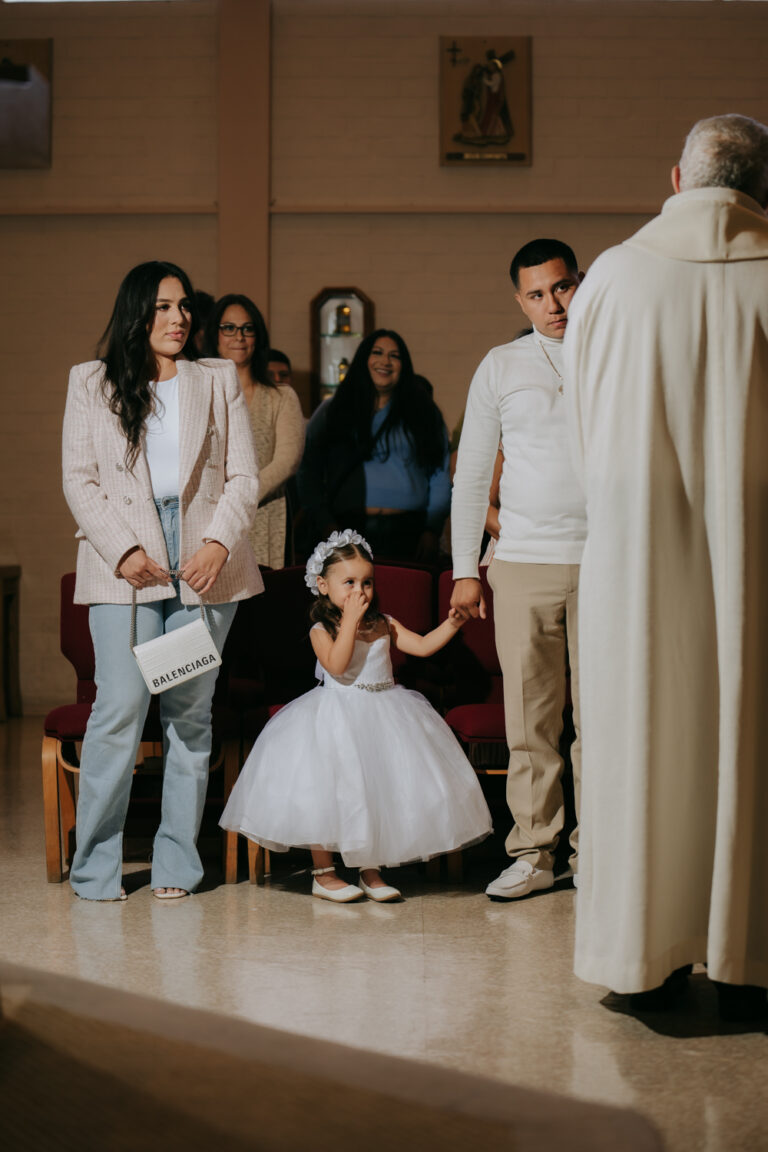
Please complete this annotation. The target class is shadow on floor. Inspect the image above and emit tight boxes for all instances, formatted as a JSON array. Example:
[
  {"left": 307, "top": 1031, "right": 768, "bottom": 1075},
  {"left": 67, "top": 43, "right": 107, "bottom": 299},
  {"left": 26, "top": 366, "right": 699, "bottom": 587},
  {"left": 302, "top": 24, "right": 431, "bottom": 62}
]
[{"left": 601, "top": 974, "right": 768, "bottom": 1038}]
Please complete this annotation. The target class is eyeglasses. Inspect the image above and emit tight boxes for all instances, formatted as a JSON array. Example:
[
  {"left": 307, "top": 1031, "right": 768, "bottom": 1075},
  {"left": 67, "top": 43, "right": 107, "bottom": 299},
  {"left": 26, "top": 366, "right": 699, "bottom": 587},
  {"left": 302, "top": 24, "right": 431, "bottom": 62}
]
[{"left": 219, "top": 322, "right": 257, "bottom": 338}]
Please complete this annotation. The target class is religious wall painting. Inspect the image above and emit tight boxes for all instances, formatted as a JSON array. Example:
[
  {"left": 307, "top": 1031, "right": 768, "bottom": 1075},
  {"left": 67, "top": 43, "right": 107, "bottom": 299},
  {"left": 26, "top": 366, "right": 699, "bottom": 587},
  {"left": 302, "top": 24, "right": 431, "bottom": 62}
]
[
  {"left": 440, "top": 37, "right": 531, "bottom": 167},
  {"left": 0, "top": 39, "right": 53, "bottom": 169}
]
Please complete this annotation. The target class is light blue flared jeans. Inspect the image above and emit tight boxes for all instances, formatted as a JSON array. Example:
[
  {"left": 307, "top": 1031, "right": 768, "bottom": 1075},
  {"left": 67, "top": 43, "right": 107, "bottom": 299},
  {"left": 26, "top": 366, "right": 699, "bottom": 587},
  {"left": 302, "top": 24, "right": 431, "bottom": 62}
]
[{"left": 70, "top": 498, "right": 237, "bottom": 900}]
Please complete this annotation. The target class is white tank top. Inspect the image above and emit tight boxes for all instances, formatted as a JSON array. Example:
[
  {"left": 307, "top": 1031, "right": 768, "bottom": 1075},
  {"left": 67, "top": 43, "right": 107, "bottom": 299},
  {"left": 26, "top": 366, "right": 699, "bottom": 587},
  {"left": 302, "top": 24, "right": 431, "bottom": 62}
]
[{"left": 145, "top": 375, "right": 180, "bottom": 499}]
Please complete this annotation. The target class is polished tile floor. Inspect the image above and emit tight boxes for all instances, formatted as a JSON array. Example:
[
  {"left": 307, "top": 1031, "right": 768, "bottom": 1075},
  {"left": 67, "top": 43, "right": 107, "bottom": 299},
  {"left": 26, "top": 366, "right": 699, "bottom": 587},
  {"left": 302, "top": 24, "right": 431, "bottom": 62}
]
[{"left": 2, "top": 717, "right": 766, "bottom": 1151}]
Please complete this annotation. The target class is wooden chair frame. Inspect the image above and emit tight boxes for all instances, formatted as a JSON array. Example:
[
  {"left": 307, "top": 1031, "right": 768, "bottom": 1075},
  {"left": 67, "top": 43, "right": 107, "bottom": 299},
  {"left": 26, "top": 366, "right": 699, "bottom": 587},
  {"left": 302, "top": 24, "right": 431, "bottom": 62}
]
[{"left": 42, "top": 732, "right": 241, "bottom": 884}]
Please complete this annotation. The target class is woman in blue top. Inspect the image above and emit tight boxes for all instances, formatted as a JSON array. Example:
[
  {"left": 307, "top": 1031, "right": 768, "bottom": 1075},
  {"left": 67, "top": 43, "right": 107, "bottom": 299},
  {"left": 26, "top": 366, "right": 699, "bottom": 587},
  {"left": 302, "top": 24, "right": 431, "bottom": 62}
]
[{"left": 297, "top": 330, "right": 450, "bottom": 562}]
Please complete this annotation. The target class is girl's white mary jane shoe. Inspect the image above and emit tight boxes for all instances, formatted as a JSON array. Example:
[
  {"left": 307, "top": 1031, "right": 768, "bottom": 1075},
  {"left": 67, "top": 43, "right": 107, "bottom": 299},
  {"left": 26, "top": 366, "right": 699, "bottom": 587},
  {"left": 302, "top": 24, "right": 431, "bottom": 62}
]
[
  {"left": 359, "top": 872, "right": 402, "bottom": 902},
  {"left": 311, "top": 866, "right": 364, "bottom": 903}
]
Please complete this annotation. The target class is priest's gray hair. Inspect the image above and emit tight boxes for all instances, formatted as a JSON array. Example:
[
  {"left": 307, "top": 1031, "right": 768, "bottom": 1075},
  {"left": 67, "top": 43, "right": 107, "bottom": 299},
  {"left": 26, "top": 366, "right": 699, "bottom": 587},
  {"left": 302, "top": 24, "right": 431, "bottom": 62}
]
[{"left": 678, "top": 114, "right": 768, "bottom": 204}]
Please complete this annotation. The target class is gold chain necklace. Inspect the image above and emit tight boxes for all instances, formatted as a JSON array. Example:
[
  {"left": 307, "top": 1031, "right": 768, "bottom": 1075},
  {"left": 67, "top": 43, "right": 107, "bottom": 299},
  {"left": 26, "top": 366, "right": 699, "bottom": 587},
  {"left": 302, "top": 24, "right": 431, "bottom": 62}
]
[{"left": 537, "top": 339, "right": 564, "bottom": 395}]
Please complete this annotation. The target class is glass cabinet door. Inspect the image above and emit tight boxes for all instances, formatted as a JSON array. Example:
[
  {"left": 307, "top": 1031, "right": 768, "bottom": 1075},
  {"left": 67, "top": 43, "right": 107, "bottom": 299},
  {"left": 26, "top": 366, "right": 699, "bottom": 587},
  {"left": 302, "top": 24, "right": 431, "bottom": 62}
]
[{"left": 310, "top": 287, "right": 375, "bottom": 408}]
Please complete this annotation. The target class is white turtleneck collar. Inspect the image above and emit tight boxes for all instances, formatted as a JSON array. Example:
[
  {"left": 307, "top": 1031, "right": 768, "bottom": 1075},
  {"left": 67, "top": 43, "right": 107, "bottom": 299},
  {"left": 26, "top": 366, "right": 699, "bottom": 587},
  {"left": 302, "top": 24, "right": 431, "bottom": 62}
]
[{"left": 533, "top": 327, "right": 566, "bottom": 354}]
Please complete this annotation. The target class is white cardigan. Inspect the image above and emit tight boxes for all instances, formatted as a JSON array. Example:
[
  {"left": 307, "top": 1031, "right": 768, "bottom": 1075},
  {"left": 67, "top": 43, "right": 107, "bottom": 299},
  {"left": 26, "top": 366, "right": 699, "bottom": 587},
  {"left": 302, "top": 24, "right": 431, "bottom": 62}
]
[{"left": 62, "top": 357, "right": 263, "bottom": 606}]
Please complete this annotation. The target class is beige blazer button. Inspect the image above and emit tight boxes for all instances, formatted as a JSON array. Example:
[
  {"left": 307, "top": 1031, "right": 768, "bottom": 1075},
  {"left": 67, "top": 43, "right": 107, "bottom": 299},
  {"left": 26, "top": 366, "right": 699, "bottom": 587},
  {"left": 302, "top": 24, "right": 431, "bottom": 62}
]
[
  {"left": 123, "top": 496, "right": 132, "bottom": 505},
  {"left": 116, "top": 463, "right": 124, "bottom": 472}
]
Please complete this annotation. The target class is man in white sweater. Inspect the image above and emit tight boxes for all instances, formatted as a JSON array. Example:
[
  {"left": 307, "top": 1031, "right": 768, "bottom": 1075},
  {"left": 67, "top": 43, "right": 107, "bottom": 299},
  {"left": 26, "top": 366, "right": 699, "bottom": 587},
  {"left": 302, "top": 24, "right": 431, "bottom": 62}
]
[{"left": 451, "top": 239, "right": 586, "bottom": 900}]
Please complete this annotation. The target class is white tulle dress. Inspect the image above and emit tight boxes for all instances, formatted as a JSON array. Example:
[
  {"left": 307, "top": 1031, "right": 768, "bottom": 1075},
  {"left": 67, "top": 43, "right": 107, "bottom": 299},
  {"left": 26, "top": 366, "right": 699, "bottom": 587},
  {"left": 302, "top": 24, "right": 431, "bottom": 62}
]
[{"left": 220, "top": 623, "right": 493, "bottom": 867}]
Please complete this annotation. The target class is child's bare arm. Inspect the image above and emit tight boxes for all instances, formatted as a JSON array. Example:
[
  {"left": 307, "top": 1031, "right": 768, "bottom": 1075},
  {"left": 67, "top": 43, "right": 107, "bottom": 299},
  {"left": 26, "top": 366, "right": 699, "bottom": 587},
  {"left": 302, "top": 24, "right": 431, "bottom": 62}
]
[
  {"left": 310, "top": 591, "right": 369, "bottom": 675},
  {"left": 485, "top": 504, "right": 501, "bottom": 540},
  {"left": 388, "top": 611, "right": 465, "bottom": 658}
]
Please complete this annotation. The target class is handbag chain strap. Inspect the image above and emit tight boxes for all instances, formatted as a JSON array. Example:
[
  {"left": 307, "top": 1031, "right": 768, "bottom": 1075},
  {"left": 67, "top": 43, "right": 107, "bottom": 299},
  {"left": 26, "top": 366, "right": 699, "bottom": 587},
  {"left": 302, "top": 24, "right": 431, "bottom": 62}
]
[{"left": 130, "top": 585, "right": 209, "bottom": 649}]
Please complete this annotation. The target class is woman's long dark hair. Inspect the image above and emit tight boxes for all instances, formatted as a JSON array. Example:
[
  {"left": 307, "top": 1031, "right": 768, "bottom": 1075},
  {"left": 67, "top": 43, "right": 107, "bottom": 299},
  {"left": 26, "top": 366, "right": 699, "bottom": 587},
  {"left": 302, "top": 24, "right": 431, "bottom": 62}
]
[
  {"left": 203, "top": 293, "right": 271, "bottom": 386},
  {"left": 309, "top": 541, "right": 382, "bottom": 638},
  {"left": 323, "top": 329, "right": 445, "bottom": 473},
  {"left": 98, "top": 260, "right": 198, "bottom": 471}
]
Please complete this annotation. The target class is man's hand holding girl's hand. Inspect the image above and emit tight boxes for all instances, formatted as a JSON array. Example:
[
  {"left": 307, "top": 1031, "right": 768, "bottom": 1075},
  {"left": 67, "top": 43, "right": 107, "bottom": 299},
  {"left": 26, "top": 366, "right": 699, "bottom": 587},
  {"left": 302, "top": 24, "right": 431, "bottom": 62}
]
[{"left": 450, "top": 577, "right": 487, "bottom": 621}]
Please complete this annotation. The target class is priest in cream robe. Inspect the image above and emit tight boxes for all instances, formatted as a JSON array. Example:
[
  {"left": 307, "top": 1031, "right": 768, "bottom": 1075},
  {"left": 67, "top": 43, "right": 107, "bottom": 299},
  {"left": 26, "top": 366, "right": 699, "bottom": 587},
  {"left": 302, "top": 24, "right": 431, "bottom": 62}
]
[{"left": 563, "top": 114, "right": 768, "bottom": 1013}]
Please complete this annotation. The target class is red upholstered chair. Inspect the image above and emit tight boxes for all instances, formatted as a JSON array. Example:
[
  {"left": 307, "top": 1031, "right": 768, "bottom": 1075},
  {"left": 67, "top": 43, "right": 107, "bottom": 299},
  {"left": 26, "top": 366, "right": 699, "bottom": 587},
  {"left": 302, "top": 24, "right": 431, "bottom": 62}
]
[
  {"left": 374, "top": 563, "right": 434, "bottom": 678},
  {"left": 42, "top": 574, "right": 240, "bottom": 884},
  {"left": 438, "top": 568, "right": 507, "bottom": 770},
  {"left": 412, "top": 568, "right": 506, "bottom": 882},
  {"left": 222, "top": 565, "right": 317, "bottom": 883},
  {"left": 226, "top": 566, "right": 316, "bottom": 722},
  {"left": 237, "top": 563, "right": 437, "bottom": 883}
]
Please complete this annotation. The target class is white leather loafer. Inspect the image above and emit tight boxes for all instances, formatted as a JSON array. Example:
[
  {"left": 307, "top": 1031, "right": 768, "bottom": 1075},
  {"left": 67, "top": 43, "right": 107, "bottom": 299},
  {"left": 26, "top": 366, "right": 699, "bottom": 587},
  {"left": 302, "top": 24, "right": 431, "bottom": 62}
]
[{"left": 485, "top": 859, "right": 554, "bottom": 901}]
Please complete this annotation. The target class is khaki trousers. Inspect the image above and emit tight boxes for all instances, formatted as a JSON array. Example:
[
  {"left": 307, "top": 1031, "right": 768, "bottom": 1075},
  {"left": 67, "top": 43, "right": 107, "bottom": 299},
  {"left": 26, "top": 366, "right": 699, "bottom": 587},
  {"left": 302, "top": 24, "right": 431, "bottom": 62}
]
[{"left": 487, "top": 560, "right": 581, "bottom": 872}]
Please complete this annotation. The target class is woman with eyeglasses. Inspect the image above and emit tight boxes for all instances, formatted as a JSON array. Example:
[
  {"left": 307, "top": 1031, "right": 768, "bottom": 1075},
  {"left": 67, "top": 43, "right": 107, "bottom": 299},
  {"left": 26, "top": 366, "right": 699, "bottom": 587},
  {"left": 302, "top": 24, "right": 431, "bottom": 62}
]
[
  {"left": 62, "top": 261, "right": 262, "bottom": 901},
  {"left": 205, "top": 294, "right": 305, "bottom": 569},
  {"left": 297, "top": 330, "right": 451, "bottom": 563}
]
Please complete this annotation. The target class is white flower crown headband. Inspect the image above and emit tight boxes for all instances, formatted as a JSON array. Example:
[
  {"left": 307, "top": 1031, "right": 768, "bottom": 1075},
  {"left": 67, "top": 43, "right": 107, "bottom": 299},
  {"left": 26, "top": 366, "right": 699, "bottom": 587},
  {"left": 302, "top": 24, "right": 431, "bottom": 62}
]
[{"left": 305, "top": 529, "right": 373, "bottom": 595}]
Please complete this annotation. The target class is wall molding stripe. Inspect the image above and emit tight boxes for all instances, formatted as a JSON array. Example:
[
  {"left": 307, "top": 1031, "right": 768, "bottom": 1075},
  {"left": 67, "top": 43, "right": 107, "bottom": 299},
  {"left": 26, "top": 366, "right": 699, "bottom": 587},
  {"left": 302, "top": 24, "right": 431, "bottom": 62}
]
[
  {"left": 0, "top": 205, "right": 217, "bottom": 216},
  {"left": 269, "top": 202, "right": 659, "bottom": 216},
  {"left": 0, "top": 202, "right": 658, "bottom": 217}
]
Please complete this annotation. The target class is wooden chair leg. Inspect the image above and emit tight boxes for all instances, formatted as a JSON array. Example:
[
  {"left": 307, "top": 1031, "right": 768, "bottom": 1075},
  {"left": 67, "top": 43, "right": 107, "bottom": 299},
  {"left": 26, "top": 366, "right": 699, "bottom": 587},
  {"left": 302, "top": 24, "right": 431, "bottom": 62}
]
[
  {"left": 59, "top": 764, "right": 77, "bottom": 868},
  {"left": 248, "top": 840, "right": 270, "bottom": 885},
  {"left": 222, "top": 735, "right": 240, "bottom": 796},
  {"left": 222, "top": 737, "right": 242, "bottom": 883},
  {"left": 42, "top": 736, "right": 63, "bottom": 882},
  {"left": 224, "top": 830, "right": 240, "bottom": 884},
  {"left": 446, "top": 849, "right": 464, "bottom": 882}
]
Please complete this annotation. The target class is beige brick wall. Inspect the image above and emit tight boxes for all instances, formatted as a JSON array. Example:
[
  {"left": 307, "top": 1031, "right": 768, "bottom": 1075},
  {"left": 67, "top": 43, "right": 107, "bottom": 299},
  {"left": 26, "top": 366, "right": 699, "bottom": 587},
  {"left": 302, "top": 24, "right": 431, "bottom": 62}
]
[
  {"left": 270, "top": 0, "right": 768, "bottom": 424},
  {"left": 271, "top": 0, "right": 768, "bottom": 211},
  {"left": 0, "top": 0, "right": 217, "bottom": 210},
  {"left": 269, "top": 210, "right": 652, "bottom": 429}
]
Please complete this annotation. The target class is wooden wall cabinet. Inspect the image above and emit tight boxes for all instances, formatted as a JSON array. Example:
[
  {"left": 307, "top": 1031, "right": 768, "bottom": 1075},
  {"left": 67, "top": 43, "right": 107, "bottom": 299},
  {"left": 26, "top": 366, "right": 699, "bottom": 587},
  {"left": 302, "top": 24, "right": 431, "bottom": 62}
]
[{"left": 310, "top": 287, "right": 375, "bottom": 409}]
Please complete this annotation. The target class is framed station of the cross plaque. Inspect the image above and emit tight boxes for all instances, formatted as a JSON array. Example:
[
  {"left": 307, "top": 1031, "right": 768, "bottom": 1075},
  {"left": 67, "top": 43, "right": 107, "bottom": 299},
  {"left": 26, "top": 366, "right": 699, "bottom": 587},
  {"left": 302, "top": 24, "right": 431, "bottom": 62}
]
[{"left": 439, "top": 36, "right": 532, "bottom": 167}]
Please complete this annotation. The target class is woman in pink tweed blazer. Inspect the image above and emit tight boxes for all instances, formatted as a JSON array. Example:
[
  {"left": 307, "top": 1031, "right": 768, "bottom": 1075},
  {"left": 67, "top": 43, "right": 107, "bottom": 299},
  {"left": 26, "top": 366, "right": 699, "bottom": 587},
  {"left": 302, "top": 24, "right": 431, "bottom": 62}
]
[{"left": 62, "top": 260, "right": 262, "bottom": 902}]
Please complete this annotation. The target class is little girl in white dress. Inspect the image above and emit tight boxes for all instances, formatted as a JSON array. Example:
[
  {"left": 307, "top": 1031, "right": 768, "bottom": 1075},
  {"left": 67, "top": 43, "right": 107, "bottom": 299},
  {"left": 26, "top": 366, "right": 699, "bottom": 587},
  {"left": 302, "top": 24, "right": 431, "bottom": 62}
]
[{"left": 220, "top": 530, "right": 492, "bottom": 901}]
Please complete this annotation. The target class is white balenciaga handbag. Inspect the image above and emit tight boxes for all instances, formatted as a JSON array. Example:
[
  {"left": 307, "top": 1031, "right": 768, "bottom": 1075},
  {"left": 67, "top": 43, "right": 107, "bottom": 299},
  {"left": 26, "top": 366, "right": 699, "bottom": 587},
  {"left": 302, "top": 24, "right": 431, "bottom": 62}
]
[{"left": 131, "top": 588, "right": 221, "bottom": 694}]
